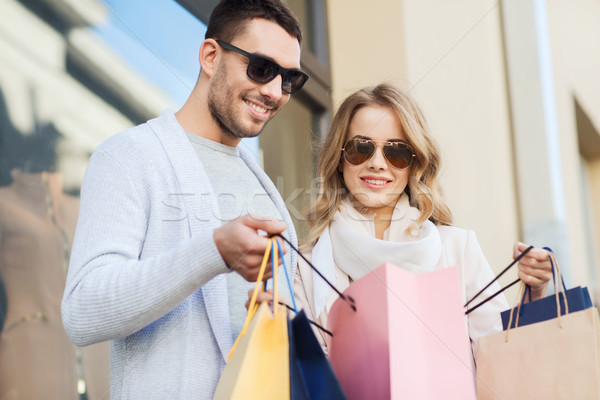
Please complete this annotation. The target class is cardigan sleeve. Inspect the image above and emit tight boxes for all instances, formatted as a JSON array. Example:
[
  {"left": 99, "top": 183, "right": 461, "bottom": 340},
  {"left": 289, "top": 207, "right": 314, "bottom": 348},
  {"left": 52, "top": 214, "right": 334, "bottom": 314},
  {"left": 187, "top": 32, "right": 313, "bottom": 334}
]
[{"left": 62, "top": 149, "right": 229, "bottom": 346}]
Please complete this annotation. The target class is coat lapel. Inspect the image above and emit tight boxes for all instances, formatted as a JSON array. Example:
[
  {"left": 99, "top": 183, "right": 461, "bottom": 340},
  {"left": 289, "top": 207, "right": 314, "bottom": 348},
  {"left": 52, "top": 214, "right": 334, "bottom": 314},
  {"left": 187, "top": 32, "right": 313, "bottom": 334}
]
[{"left": 147, "top": 110, "right": 232, "bottom": 361}]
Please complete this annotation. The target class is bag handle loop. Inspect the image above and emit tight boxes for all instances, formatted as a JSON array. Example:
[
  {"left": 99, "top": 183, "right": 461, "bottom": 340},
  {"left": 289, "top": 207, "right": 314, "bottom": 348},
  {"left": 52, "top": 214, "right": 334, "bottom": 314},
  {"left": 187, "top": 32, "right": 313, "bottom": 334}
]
[
  {"left": 505, "top": 248, "right": 569, "bottom": 342},
  {"left": 228, "top": 238, "right": 278, "bottom": 361},
  {"left": 272, "top": 233, "right": 357, "bottom": 312},
  {"left": 464, "top": 246, "right": 534, "bottom": 315},
  {"left": 515, "top": 248, "right": 568, "bottom": 313},
  {"left": 275, "top": 240, "right": 298, "bottom": 312},
  {"left": 279, "top": 302, "right": 333, "bottom": 337},
  {"left": 273, "top": 238, "right": 334, "bottom": 337}
]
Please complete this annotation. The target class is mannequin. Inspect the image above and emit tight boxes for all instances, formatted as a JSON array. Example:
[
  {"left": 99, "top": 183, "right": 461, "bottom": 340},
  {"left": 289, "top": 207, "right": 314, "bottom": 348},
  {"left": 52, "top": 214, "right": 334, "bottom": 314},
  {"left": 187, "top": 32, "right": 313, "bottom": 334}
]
[{"left": 0, "top": 169, "right": 109, "bottom": 399}]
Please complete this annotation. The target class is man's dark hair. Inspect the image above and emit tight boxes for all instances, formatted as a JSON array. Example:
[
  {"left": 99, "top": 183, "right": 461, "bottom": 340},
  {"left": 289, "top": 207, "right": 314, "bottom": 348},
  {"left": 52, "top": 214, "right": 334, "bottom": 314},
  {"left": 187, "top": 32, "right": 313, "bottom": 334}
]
[{"left": 205, "top": 0, "right": 302, "bottom": 44}]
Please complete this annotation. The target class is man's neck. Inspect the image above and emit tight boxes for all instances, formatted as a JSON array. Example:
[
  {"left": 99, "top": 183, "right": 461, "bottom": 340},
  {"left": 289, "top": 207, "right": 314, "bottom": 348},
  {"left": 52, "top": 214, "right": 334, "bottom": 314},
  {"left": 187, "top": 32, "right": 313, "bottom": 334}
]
[{"left": 175, "top": 87, "right": 241, "bottom": 147}]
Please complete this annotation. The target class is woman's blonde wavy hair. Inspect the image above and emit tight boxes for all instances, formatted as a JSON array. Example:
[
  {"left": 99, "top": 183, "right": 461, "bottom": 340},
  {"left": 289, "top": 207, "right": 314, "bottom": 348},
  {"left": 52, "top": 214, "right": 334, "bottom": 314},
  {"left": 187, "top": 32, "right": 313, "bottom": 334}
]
[{"left": 302, "top": 83, "right": 452, "bottom": 248}]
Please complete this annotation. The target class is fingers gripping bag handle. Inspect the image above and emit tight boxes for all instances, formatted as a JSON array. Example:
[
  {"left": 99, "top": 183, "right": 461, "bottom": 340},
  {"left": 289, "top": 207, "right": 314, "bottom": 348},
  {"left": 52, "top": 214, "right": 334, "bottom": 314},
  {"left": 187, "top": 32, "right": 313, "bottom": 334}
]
[
  {"left": 228, "top": 238, "right": 280, "bottom": 361},
  {"left": 515, "top": 247, "right": 568, "bottom": 315},
  {"left": 504, "top": 248, "right": 569, "bottom": 341}
]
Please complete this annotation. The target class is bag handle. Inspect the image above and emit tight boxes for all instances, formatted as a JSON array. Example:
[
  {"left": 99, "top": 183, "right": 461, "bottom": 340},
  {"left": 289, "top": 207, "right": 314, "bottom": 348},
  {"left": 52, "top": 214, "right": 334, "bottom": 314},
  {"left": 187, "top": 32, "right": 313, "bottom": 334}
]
[
  {"left": 504, "top": 249, "right": 569, "bottom": 341},
  {"left": 517, "top": 250, "right": 567, "bottom": 309},
  {"left": 271, "top": 239, "right": 280, "bottom": 316},
  {"left": 228, "top": 238, "right": 280, "bottom": 361},
  {"left": 273, "top": 238, "right": 334, "bottom": 337},
  {"left": 275, "top": 239, "right": 298, "bottom": 312},
  {"left": 464, "top": 245, "right": 534, "bottom": 315},
  {"left": 279, "top": 302, "right": 333, "bottom": 337},
  {"left": 272, "top": 233, "right": 357, "bottom": 312}
]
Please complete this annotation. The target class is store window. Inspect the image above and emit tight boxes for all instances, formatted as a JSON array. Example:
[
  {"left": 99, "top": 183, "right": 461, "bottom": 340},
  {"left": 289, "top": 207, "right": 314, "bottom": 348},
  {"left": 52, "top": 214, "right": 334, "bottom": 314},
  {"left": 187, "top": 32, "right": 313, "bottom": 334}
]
[
  {"left": 0, "top": 0, "right": 331, "bottom": 397},
  {"left": 0, "top": 0, "right": 204, "bottom": 398}
]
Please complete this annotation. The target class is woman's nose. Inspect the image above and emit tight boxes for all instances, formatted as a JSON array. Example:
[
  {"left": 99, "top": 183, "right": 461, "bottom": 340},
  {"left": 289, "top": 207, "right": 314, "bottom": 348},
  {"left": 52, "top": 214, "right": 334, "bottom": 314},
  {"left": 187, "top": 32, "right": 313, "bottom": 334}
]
[{"left": 366, "top": 145, "right": 388, "bottom": 170}]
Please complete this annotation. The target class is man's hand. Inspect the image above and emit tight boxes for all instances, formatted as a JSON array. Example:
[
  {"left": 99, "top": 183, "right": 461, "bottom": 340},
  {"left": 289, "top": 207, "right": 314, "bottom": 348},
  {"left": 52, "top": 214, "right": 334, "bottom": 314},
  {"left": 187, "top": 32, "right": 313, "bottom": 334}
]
[
  {"left": 245, "top": 289, "right": 273, "bottom": 310},
  {"left": 213, "top": 214, "right": 287, "bottom": 282},
  {"left": 514, "top": 242, "right": 553, "bottom": 302}
]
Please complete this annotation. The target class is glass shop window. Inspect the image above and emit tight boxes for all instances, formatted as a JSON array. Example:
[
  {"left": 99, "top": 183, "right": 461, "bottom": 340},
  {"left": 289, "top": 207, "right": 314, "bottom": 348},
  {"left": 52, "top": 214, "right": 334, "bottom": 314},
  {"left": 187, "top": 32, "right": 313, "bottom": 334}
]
[{"left": 0, "top": 0, "right": 203, "bottom": 398}]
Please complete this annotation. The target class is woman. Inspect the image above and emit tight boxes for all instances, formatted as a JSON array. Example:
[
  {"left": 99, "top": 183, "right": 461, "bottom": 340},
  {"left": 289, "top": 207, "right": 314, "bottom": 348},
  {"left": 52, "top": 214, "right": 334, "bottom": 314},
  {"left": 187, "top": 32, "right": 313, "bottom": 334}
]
[{"left": 291, "top": 83, "right": 552, "bottom": 356}]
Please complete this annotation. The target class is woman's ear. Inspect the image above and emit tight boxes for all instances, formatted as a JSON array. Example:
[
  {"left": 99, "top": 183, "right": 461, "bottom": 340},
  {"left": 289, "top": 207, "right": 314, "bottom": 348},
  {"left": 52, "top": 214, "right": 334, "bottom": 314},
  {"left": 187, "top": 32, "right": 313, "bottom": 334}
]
[{"left": 199, "top": 39, "right": 219, "bottom": 78}]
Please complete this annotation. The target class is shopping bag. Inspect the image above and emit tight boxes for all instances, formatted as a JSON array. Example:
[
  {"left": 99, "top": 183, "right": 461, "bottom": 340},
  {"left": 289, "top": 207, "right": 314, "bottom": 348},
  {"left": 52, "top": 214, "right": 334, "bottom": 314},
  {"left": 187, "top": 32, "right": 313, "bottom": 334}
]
[
  {"left": 288, "top": 310, "right": 346, "bottom": 400},
  {"left": 213, "top": 239, "right": 289, "bottom": 400},
  {"left": 500, "top": 247, "right": 593, "bottom": 329},
  {"left": 476, "top": 252, "right": 600, "bottom": 399},
  {"left": 327, "top": 263, "right": 476, "bottom": 400},
  {"left": 270, "top": 234, "right": 347, "bottom": 400},
  {"left": 501, "top": 285, "right": 592, "bottom": 329}
]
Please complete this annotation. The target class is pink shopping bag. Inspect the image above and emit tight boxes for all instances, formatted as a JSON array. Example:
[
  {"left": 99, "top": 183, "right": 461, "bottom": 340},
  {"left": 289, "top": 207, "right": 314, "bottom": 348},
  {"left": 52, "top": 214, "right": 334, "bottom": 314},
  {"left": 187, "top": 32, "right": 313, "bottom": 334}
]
[{"left": 327, "top": 263, "right": 476, "bottom": 400}]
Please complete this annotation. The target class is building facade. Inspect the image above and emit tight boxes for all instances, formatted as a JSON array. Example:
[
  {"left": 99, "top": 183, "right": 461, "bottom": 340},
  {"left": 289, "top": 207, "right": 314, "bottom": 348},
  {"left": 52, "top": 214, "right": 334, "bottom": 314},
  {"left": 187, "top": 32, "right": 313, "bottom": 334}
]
[
  {"left": 1, "top": 0, "right": 598, "bottom": 397},
  {"left": 326, "top": 0, "right": 600, "bottom": 301}
]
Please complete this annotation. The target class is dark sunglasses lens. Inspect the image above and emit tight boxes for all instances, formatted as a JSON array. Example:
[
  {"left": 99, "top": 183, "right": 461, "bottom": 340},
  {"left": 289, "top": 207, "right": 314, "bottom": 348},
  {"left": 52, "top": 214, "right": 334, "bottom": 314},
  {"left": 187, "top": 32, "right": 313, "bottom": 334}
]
[
  {"left": 383, "top": 143, "right": 414, "bottom": 169},
  {"left": 246, "top": 54, "right": 308, "bottom": 94},
  {"left": 247, "top": 57, "right": 277, "bottom": 83},
  {"left": 282, "top": 71, "right": 309, "bottom": 94},
  {"left": 344, "top": 139, "right": 375, "bottom": 165}
]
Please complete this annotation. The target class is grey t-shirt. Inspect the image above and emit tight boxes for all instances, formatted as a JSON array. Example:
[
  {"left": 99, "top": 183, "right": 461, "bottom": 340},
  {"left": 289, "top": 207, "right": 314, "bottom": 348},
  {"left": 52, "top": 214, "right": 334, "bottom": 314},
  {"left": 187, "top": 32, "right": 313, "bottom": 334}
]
[{"left": 185, "top": 132, "right": 292, "bottom": 340}]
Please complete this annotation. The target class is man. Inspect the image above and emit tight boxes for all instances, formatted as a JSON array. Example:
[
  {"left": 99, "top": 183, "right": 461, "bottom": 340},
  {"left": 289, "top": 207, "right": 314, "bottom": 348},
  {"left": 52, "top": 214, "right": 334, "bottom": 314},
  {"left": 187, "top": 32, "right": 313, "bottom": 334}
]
[{"left": 61, "top": 0, "right": 307, "bottom": 398}]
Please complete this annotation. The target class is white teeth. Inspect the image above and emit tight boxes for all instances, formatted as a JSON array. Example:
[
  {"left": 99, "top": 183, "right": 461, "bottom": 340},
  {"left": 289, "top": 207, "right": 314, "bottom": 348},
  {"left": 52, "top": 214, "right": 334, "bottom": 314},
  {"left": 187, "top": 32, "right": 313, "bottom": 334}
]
[
  {"left": 246, "top": 101, "right": 267, "bottom": 114},
  {"left": 364, "top": 179, "right": 388, "bottom": 185}
]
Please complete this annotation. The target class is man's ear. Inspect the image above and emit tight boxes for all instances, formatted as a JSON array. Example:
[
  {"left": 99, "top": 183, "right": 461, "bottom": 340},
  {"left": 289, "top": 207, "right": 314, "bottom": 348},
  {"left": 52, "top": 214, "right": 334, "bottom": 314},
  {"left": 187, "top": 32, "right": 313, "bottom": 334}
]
[{"left": 199, "top": 39, "right": 219, "bottom": 78}]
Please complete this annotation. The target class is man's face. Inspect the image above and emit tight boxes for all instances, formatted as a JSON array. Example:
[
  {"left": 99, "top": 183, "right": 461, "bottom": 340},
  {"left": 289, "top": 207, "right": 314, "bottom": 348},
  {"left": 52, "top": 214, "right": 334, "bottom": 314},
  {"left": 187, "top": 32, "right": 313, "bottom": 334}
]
[{"left": 207, "top": 18, "right": 301, "bottom": 143}]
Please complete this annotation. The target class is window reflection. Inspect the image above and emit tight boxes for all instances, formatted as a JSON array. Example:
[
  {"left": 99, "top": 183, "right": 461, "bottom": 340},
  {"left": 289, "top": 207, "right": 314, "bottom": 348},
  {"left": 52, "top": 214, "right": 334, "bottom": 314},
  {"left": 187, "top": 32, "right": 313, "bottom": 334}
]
[
  {"left": 0, "top": 0, "right": 326, "bottom": 397},
  {"left": 0, "top": 0, "right": 203, "bottom": 398},
  {"left": 0, "top": 87, "right": 110, "bottom": 397}
]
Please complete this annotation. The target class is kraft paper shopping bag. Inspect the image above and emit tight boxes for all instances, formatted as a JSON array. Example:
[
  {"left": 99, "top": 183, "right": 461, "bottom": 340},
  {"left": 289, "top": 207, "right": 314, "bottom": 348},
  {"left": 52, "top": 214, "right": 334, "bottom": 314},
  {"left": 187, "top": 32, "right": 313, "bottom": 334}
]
[{"left": 477, "top": 252, "right": 600, "bottom": 399}]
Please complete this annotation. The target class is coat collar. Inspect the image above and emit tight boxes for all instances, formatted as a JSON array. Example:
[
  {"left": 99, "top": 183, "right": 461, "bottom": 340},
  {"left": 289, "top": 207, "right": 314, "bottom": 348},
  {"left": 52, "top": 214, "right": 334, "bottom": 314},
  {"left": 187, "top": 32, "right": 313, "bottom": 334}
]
[{"left": 147, "top": 110, "right": 232, "bottom": 361}]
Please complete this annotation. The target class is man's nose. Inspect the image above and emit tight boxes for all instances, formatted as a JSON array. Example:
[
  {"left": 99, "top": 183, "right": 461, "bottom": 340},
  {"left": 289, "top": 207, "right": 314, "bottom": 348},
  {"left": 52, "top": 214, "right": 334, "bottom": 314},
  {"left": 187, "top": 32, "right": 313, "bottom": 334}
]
[{"left": 258, "top": 74, "right": 284, "bottom": 102}]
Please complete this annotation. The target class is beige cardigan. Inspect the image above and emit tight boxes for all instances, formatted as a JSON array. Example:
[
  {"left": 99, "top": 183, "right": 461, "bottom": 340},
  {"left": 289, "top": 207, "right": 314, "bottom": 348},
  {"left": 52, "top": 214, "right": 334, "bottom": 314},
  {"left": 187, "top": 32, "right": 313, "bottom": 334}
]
[{"left": 293, "top": 225, "right": 509, "bottom": 360}]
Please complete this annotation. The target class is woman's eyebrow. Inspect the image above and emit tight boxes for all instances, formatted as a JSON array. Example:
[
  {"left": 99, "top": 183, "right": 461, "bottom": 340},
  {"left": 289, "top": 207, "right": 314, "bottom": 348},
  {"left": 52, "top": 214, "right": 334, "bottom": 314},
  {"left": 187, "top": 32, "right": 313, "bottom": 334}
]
[
  {"left": 387, "top": 139, "right": 408, "bottom": 143},
  {"left": 353, "top": 136, "right": 407, "bottom": 143}
]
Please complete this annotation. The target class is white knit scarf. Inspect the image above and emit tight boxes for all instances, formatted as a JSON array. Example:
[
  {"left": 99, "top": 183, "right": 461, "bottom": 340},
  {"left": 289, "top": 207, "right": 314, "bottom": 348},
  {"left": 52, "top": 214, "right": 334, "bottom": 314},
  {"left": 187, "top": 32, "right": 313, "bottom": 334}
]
[{"left": 311, "top": 193, "right": 442, "bottom": 317}]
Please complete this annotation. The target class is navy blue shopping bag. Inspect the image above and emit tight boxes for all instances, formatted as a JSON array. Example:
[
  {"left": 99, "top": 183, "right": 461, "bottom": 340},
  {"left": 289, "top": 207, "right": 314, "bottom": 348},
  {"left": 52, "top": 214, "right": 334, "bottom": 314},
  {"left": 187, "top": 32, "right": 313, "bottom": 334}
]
[
  {"left": 289, "top": 310, "right": 346, "bottom": 400},
  {"left": 501, "top": 285, "right": 592, "bottom": 329},
  {"left": 500, "top": 247, "right": 593, "bottom": 329}
]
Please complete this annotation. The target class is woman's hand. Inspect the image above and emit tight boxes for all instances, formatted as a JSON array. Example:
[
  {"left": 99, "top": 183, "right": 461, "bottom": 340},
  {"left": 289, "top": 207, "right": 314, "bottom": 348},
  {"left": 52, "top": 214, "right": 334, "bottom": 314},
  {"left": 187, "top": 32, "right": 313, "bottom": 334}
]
[
  {"left": 245, "top": 288, "right": 273, "bottom": 310},
  {"left": 513, "top": 242, "right": 553, "bottom": 302}
]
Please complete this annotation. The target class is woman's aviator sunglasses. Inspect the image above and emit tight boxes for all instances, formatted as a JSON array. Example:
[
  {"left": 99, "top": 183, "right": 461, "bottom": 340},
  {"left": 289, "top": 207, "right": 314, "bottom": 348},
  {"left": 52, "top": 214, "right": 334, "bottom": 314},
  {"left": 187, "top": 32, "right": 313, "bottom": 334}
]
[
  {"left": 216, "top": 40, "right": 309, "bottom": 95},
  {"left": 342, "top": 137, "right": 416, "bottom": 169}
]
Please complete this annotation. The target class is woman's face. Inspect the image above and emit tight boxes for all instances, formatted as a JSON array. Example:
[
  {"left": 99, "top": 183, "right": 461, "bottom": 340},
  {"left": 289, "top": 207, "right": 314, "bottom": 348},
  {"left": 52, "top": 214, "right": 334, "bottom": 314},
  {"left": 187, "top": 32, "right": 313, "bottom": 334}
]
[{"left": 341, "top": 105, "right": 411, "bottom": 215}]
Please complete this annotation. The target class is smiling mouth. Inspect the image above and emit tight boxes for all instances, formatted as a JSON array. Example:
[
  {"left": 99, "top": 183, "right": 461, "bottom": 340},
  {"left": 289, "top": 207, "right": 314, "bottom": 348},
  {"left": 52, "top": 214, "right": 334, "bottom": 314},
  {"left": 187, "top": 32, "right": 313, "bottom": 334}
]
[
  {"left": 244, "top": 99, "right": 270, "bottom": 118},
  {"left": 362, "top": 178, "right": 390, "bottom": 186}
]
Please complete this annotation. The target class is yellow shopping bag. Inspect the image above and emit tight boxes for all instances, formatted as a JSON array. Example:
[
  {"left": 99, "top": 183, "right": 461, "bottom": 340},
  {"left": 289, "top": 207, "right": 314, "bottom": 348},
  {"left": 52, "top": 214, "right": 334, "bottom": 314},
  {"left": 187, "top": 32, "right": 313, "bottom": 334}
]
[{"left": 213, "top": 239, "right": 290, "bottom": 400}]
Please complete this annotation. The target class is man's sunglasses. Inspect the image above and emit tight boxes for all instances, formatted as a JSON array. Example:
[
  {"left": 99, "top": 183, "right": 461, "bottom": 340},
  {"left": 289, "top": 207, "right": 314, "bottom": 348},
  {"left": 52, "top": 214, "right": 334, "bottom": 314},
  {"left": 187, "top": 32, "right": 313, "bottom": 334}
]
[
  {"left": 216, "top": 40, "right": 309, "bottom": 95},
  {"left": 342, "top": 137, "right": 416, "bottom": 169}
]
